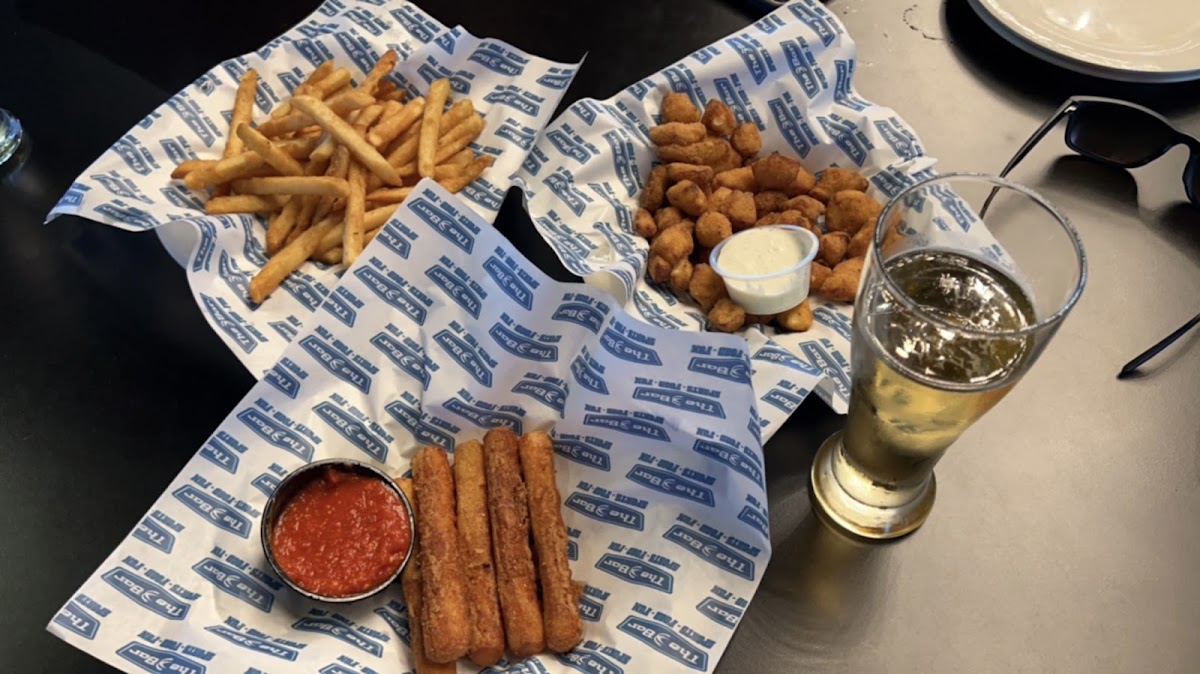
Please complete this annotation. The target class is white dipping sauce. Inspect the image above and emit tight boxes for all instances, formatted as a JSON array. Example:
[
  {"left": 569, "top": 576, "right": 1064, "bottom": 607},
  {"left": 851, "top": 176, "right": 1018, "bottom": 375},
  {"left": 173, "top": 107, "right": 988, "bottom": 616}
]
[{"left": 714, "top": 226, "right": 816, "bottom": 314}]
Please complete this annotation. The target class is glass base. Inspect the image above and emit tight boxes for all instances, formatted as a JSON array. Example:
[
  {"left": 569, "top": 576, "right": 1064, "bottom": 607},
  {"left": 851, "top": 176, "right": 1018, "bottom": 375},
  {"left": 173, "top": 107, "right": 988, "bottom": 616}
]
[{"left": 809, "top": 431, "right": 936, "bottom": 540}]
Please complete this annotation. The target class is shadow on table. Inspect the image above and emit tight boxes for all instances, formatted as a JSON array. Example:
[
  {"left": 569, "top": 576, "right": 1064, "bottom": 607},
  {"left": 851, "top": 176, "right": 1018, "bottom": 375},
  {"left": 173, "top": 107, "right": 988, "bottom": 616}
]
[{"left": 941, "top": 0, "right": 1200, "bottom": 114}]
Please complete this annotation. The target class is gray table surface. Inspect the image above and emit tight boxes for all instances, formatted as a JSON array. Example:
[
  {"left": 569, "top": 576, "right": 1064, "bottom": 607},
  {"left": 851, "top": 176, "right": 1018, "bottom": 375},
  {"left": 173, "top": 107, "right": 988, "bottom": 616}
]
[
  {"left": 1, "top": 1, "right": 1197, "bottom": 672},
  {"left": 726, "top": 2, "right": 1200, "bottom": 673}
]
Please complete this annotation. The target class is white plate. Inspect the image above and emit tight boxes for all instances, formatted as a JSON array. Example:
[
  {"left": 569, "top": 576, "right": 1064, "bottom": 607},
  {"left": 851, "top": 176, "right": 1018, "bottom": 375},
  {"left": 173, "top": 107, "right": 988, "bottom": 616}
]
[{"left": 969, "top": 0, "right": 1200, "bottom": 83}]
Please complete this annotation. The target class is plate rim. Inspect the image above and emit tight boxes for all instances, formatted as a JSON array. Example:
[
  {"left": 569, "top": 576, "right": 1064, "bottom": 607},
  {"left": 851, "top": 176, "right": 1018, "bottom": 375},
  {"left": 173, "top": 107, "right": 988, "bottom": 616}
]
[{"left": 968, "top": 0, "right": 1200, "bottom": 84}]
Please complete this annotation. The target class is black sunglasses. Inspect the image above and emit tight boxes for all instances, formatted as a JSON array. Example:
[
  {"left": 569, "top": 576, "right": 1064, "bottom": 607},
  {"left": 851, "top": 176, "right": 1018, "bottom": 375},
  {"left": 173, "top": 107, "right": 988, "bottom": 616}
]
[
  {"left": 992, "top": 96, "right": 1200, "bottom": 377},
  {"left": 998, "top": 96, "right": 1200, "bottom": 204}
]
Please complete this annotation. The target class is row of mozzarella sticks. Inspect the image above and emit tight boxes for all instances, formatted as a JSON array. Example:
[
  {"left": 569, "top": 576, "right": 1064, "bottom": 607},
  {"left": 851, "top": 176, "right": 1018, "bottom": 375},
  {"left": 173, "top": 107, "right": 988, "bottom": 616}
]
[
  {"left": 634, "top": 92, "right": 895, "bottom": 333},
  {"left": 397, "top": 428, "right": 581, "bottom": 672}
]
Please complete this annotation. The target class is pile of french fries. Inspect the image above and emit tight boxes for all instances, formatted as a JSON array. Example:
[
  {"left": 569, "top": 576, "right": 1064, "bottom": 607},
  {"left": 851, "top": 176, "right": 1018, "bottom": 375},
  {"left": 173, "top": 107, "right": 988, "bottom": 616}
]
[{"left": 169, "top": 50, "right": 493, "bottom": 304}]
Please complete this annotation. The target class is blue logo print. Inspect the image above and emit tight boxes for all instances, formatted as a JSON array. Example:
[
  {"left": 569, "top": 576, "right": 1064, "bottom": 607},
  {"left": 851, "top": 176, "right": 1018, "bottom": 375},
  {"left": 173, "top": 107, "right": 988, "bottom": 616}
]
[
  {"left": 444, "top": 398, "right": 523, "bottom": 435},
  {"left": 192, "top": 558, "right": 274, "bottom": 613},
  {"left": 583, "top": 414, "right": 670, "bottom": 442},
  {"left": 761, "top": 387, "right": 805, "bottom": 415},
  {"left": 565, "top": 493, "right": 644, "bottom": 530},
  {"left": 299, "top": 335, "right": 372, "bottom": 394},
  {"left": 553, "top": 302, "right": 605, "bottom": 333},
  {"left": 497, "top": 117, "right": 538, "bottom": 150},
  {"left": 626, "top": 465, "right": 715, "bottom": 507},
  {"left": 738, "top": 505, "right": 769, "bottom": 538},
  {"left": 618, "top": 617, "right": 707, "bottom": 671},
  {"left": 483, "top": 256, "right": 535, "bottom": 310},
  {"left": 511, "top": 378, "right": 566, "bottom": 413},
  {"left": 596, "top": 554, "right": 673, "bottom": 593},
  {"left": 53, "top": 600, "right": 101, "bottom": 640},
  {"left": 385, "top": 401, "right": 457, "bottom": 451},
  {"left": 688, "top": 356, "right": 751, "bottom": 384},
  {"left": 324, "top": 288, "right": 358, "bottom": 327},
  {"left": 353, "top": 267, "right": 429, "bottom": 325},
  {"left": 663, "top": 525, "right": 755, "bottom": 581},
  {"left": 578, "top": 596, "right": 604, "bottom": 623},
  {"left": 204, "top": 625, "right": 298, "bottom": 661},
  {"left": 468, "top": 45, "right": 526, "bottom": 76},
  {"left": 102, "top": 568, "right": 191, "bottom": 620},
  {"left": 696, "top": 597, "right": 743, "bottom": 629},
  {"left": 557, "top": 651, "right": 623, "bottom": 674},
  {"left": 408, "top": 196, "right": 478, "bottom": 253},
  {"left": 172, "top": 486, "right": 252, "bottom": 539},
  {"left": 375, "top": 223, "right": 413, "bottom": 258},
  {"left": 434, "top": 329, "right": 493, "bottom": 387},
  {"left": 600, "top": 328, "right": 662, "bottom": 366},
  {"left": 133, "top": 517, "right": 176, "bottom": 554},
  {"left": 426, "top": 265, "right": 483, "bottom": 318},
  {"left": 753, "top": 345, "right": 823, "bottom": 377},
  {"left": 238, "top": 408, "right": 315, "bottom": 462},
  {"left": 199, "top": 435, "right": 240, "bottom": 475},
  {"left": 553, "top": 439, "right": 611, "bottom": 471},
  {"left": 265, "top": 363, "right": 300, "bottom": 399},
  {"left": 371, "top": 333, "right": 431, "bottom": 389},
  {"left": 489, "top": 323, "right": 558, "bottom": 362},
  {"left": 694, "top": 439, "right": 763, "bottom": 488},
  {"left": 633, "top": 387, "right": 726, "bottom": 420},
  {"left": 314, "top": 402, "right": 389, "bottom": 463},
  {"left": 570, "top": 355, "right": 608, "bottom": 395},
  {"left": 292, "top": 617, "right": 384, "bottom": 657},
  {"left": 117, "top": 642, "right": 206, "bottom": 674},
  {"left": 252, "top": 473, "right": 280, "bottom": 498},
  {"left": 483, "top": 85, "right": 543, "bottom": 116}
]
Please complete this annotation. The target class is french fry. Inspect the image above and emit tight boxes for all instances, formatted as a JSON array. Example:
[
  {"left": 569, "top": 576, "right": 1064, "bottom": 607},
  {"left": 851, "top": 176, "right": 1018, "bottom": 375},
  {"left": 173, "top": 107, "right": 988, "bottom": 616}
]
[
  {"left": 314, "top": 246, "right": 342, "bottom": 265},
  {"left": 418, "top": 78, "right": 451, "bottom": 178},
  {"left": 224, "top": 69, "right": 257, "bottom": 158},
  {"left": 484, "top": 428, "right": 545, "bottom": 658},
  {"left": 444, "top": 148, "right": 474, "bottom": 167},
  {"left": 412, "top": 446, "right": 472, "bottom": 664},
  {"left": 399, "top": 116, "right": 485, "bottom": 177},
  {"left": 454, "top": 440, "right": 505, "bottom": 667},
  {"left": 231, "top": 176, "right": 349, "bottom": 198},
  {"left": 266, "top": 196, "right": 302, "bottom": 254},
  {"left": 520, "top": 431, "right": 583, "bottom": 653},
  {"left": 396, "top": 479, "right": 457, "bottom": 674},
  {"left": 438, "top": 155, "right": 493, "bottom": 193},
  {"left": 170, "top": 159, "right": 215, "bottom": 179},
  {"left": 236, "top": 123, "right": 305, "bottom": 176},
  {"left": 276, "top": 135, "right": 323, "bottom": 160},
  {"left": 438, "top": 100, "right": 475, "bottom": 139},
  {"left": 309, "top": 134, "right": 338, "bottom": 165},
  {"left": 315, "top": 145, "right": 352, "bottom": 224},
  {"left": 256, "top": 89, "right": 373, "bottom": 137},
  {"left": 271, "top": 61, "right": 334, "bottom": 120},
  {"left": 380, "top": 90, "right": 406, "bottom": 103},
  {"left": 353, "top": 103, "right": 386, "bottom": 132},
  {"left": 374, "top": 79, "right": 399, "bottom": 98},
  {"left": 314, "top": 204, "right": 398, "bottom": 254},
  {"left": 374, "top": 99, "right": 403, "bottom": 130},
  {"left": 184, "top": 152, "right": 267, "bottom": 190},
  {"left": 365, "top": 187, "right": 413, "bottom": 204},
  {"left": 291, "top": 95, "right": 402, "bottom": 186},
  {"left": 205, "top": 194, "right": 285, "bottom": 214},
  {"left": 369, "top": 97, "right": 425, "bottom": 148},
  {"left": 433, "top": 165, "right": 464, "bottom": 182},
  {"left": 360, "top": 49, "right": 398, "bottom": 94},
  {"left": 249, "top": 217, "right": 339, "bottom": 303},
  {"left": 343, "top": 161, "right": 367, "bottom": 265},
  {"left": 310, "top": 67, "right": 352, "bottom": 98}
]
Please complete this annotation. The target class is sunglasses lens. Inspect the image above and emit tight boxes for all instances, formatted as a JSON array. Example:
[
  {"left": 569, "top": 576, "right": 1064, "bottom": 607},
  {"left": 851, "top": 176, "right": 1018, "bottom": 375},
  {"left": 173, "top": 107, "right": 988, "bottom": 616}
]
[{"left": 1067, "top": 104, "right": 1176, "bottom": 166}]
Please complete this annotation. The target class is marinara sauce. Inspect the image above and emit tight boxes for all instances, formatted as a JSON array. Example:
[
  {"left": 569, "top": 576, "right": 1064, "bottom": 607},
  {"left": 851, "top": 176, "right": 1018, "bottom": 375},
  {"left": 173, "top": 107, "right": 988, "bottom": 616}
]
[{"left": 271, "top": 467, "right": 411, "bottom": 598}]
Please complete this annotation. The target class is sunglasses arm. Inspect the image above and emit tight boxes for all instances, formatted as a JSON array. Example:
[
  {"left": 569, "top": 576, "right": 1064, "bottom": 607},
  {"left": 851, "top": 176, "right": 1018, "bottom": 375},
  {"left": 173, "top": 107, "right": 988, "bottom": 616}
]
[{"left": 982, "top": 100, "right": 1077, "bottom": 215}]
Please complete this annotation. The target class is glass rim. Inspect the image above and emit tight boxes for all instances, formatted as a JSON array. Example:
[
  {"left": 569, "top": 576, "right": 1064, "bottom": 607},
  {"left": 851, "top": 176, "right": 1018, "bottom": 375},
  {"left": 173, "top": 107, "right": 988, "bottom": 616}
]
[{"left": 873, "top": 172, "right": 1088, "bottom": 339}]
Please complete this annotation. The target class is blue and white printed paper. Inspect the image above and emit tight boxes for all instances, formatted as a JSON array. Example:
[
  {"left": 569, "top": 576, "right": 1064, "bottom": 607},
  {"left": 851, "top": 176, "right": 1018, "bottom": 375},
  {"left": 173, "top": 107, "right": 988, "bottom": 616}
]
[
  {"left": 47, "top": 0, "right": 578, "bottom": 376},
  {"left": 515, "top": 0, "right": 938, "bottom": 422},
  {"left": 49, "top": 181, "right": 771, "bottom": 674}
]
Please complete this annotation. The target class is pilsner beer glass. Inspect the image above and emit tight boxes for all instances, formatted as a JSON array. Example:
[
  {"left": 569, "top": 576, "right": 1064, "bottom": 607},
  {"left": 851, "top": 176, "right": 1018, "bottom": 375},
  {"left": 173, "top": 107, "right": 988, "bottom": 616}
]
[{"left": 811, "top": 174, "right": 1086, "bottom": 539}]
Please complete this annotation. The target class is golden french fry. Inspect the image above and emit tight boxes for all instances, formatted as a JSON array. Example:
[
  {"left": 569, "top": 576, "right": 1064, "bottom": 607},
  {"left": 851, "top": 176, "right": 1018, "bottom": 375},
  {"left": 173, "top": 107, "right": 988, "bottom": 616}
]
[
  {"left": 256, "top": 90, "right": 373, "bottom": 137},
  {"left": 343, "top": 161, "right": 367, "bottom": 265},
  {"left": 418, "top": 78, "right": 451, "bottom": 179},
  {"left": 171, "top": 159, "right": 216, "bottom": 180},
  {"left": 276, "top": 135, "right": 323, "bottom": 159},
  {"left": 369, "top": 97, "right": 425, "bottom": 148},
  {"left": 374, "top": 99, "right": 403, "bottom": 127},
  {"left": 249, "top": 217, "right": 339, "bottom": 303},
  {"left": 271, "top": 62, "right": 333, "bottom": 120},
  {"left": 225, "top": 69, "right": 257, "bottom": 158},
  {"left": 444, "top": 148, "right": 474, "bottom": 167},
  {"left": 184, "top": 153, "right": 267, "bottom": 190},
  {"left": 266, "top": 195, "right": 302, "bottom": 254},
  {"left": 236, "top": 123, "right": 305, "bottom": 176},
  {"left": 375, "top": 79, "right": 398, "bottom": 98},
  {"left": 380, "top": 90, "right": 405, "bottom": 103},
  {"left": 361, "top": 49, "right": 398, "bottom": 94},
  {"left": 314, "top": 246, "right": 343, "bottom": 265},
  {"left": 311, "top": 68, "right": 352, "bottom": 98},
  {"left": 433, "top": 164, "right": 464, "bottom": 181},
  {"left": 291, "top": 95, "right": 402, "bottom": 186},
  {"left": 314, "top": 204, "right": 398, "bottom": 254},
  {"left": 439, "top": 155, "right": 493, "bottom": 193},
  {"left": 354, "top": 103, "right": 385, "bottom": 132},
  {"left": 205, "top": 194, "right": 285, "bottom": 214},
  {"left": 438, "top": 100, "right": 475, "bottom": 140},
  {"left": 231, "top": 176, "right": 349, "bottom": 197},
  {"left": 399, "top": 116, "right": 484, "bottom": 177},
  {"left": 365, "top": 187, "right": 413, "bottom": 204}
]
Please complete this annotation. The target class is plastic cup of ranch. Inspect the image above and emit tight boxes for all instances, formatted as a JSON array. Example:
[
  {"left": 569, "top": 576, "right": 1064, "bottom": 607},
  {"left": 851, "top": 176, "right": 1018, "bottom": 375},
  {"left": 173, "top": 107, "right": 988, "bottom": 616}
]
[{"left": 710, "top": 225, "right": 820, "bottom": 314}]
